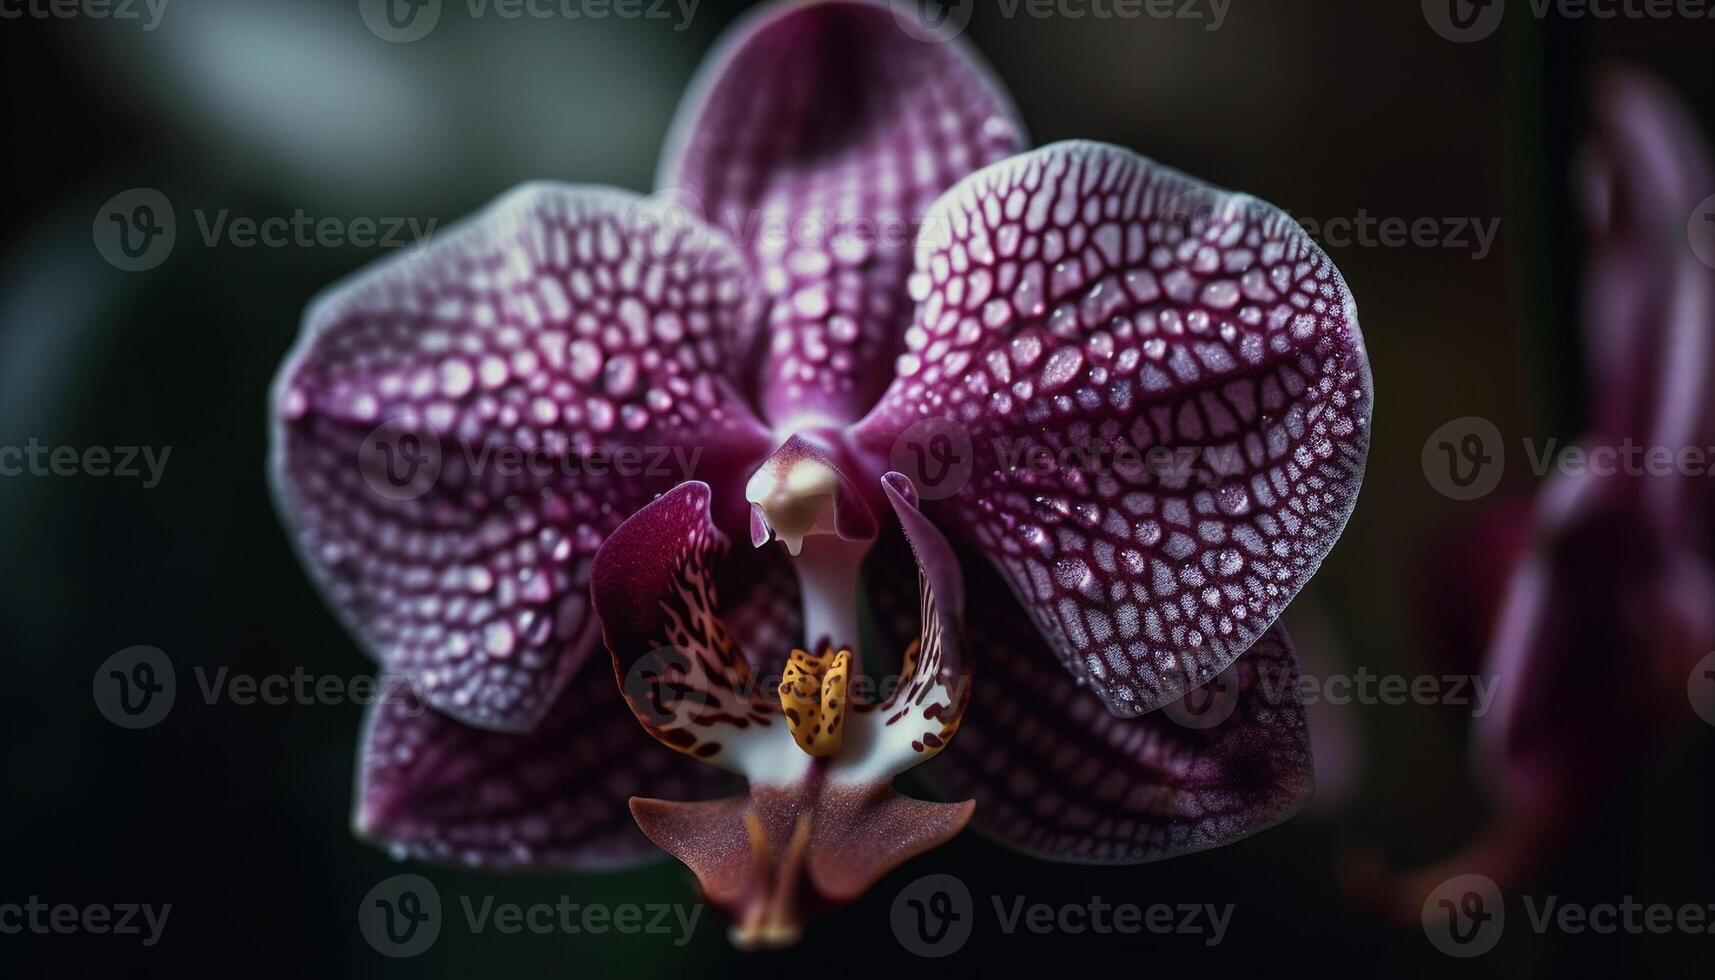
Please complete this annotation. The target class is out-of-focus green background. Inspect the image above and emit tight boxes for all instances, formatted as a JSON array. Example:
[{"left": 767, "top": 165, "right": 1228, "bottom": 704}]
[{"left": 2, "top": 0, "right": 1712, "bottom": 976}]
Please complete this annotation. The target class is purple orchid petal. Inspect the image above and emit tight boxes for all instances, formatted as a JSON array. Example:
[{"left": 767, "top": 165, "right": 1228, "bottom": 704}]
[
  {"left": 1353, "top": 66, "right": 1715, "bottom": 919},
  {"left": 714, "top": 543, "right": 803, "bottom": 676},
  {"left": 1356, "top": 468, "right": 1715, "bottom": 919},
  {"left": 1476, "top": 66, "right": 1715, "bottom": 828},
  {"left": 658, "top": 0, "right": 1026, "bottom": 428},
  {"left": 1475, "top": 469, "right": 1715, "bottom": 819},
  {"left": 591, "top": 481, "right": 809, "bottom": 782},
  {"left": 271, "top": 183, "right": 772, "bottom": 732},
  {"left": 630, "top": 785, "right": 973, "bottom": 948},
  {"left": 828, "top": 472, "right": 971, "bottom": 785},
  {"left": 852, "top": 140, "right": 1372, "bottom": 717},
  {"left": 1582, "top": 67, "right": 1715, "bottom": 452},
  {"left": 356, "top": 657, "right": 738, "bottom": 869},
  {"left": 1578, "top": 66, "right": 1715, "bottom": 538},
  {"left": 922, "top": 573, "right": 1312, "bottom": 863}
]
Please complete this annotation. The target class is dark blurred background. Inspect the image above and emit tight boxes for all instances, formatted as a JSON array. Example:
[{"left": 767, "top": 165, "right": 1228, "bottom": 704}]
[{"left": 1, "top": 0, "right": 1712, "bottom": 976}]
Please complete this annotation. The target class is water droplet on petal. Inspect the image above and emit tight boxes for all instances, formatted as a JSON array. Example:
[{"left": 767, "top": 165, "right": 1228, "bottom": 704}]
[
  {"left": 483, "top": 621, "right": 516, "bottom": 657},
  {"left": 1040, "top": 347, "right": 1083, "bottom": 389}
]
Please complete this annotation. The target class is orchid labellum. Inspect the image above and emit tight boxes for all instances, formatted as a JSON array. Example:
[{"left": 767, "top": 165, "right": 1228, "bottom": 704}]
[{"left": 270, "top": 0, "right": 1371, "bottom": 946}]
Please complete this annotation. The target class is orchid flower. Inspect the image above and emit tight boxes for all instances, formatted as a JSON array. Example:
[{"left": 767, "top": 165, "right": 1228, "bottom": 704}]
[
  {"left": 270, "top": 0, "right": 1372, "bottom": 946},
  {"left": 1356, "top": 65, "right": 1715, "bottom": 915}
]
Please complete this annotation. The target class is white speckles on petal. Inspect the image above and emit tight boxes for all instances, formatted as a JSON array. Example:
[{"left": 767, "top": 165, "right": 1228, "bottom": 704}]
[
  {"left": 1040, "top": 347, "right": 1083, "bottom": 389},
  {"left": 272, "top": 185, "right": 771, "bottom": 731},
  {"left": 853, "top": 142, "right": 1371, "bottom": 715}
]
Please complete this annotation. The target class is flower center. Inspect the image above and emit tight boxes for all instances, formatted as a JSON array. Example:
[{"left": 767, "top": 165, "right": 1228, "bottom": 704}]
[
  {"left": 744, "top": 455, "right": 841, "bottom": 557},
  {"left": 744, "top": 445, "right": 874, "bottom": 666},
  {"left": 777, "top": 646, "right": 852, "bottom": 757}
]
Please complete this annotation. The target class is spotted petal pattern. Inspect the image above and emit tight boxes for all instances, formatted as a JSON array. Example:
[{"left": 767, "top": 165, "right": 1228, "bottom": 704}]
[
  {"left": 271, "top": 184, "right": 772, "bottom": 732},
  {"left": 831, "top": 473, "right": 970, "bottom": 785},
  {"left": 854, "top": 141, "right": 1372, "bottom": 716},
  {"left": 594, "top": 477, "right": 973, "bottom": 788},
  {"left": 658, "top": 0, "right": 1026, "bottom": 427},
  {"left": 356, "top": 658, "right": 737, "bottom": 869},
  {"left": 593, "top": 481, "right": 810, "bottom": 785},
  {"left": 923, "top": 590, "right": 1312, "bottom": 863}
]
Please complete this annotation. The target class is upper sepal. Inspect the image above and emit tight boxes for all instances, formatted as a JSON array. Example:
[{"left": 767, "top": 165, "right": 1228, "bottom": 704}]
[{"left": 658, "top": 0, "right": 1027, "bottom": 426}]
